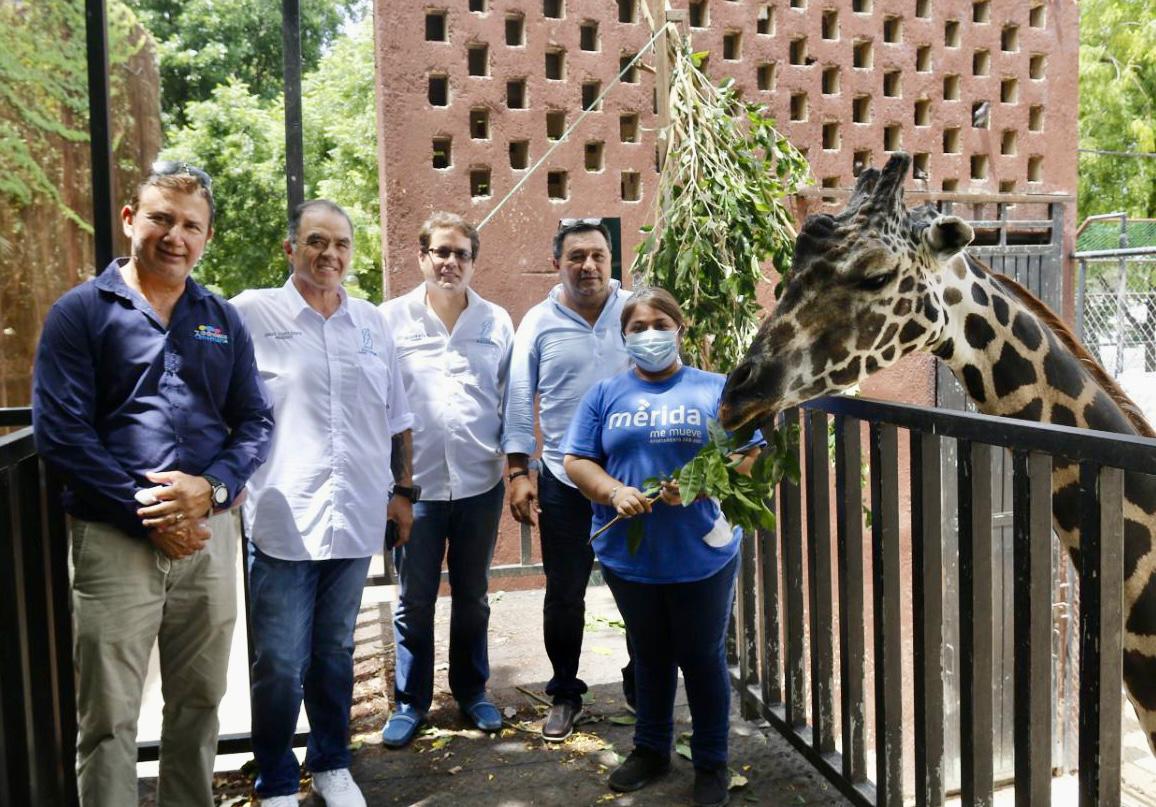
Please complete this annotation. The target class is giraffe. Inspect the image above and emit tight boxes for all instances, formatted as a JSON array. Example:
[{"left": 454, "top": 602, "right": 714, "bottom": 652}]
[{"left": 717, "top": 151, "right": 1156, "bottom": 754}]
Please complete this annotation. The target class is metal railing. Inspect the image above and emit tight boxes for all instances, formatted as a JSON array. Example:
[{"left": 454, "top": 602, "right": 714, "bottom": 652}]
[{"left": 731, "top": 395, "right": 1156, "bottom": 807}]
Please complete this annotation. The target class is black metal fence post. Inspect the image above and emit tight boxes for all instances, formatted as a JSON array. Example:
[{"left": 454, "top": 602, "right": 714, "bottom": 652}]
[{"left": 85, "top": 0, "right": 115, "bottom": 269}]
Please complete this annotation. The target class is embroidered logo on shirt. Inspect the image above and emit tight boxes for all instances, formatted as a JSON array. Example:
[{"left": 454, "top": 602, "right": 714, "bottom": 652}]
[
  {"left": 358, "top": 327, "right": 378, "bottom": 356},
  {"left": 264, "top": 330, "right": 302, "bottom": 340},
  {"left": 475, "top": 318, "right": 496, "bottom": 346},
  {"left": 193, "top": 324, "right": 229, "bottom": 345}
]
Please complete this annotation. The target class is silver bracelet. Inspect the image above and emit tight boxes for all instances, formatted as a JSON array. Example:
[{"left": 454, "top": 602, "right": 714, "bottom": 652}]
[{"left": 608, "top": 485, "right": 621, "bottom": 506}]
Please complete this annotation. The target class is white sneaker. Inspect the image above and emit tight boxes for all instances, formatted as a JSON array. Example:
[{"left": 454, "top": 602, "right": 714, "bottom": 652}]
[
  {"left": 311, "top": 768, "right": 367, "bottom": 807},
  {"left": 259, "top": 797, "right": 298, "bottom": 807}
]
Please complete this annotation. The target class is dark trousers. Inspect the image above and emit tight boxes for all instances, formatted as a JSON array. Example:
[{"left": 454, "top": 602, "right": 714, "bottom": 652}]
[{"left": 603, "top": 554, "right": 739, "bottom": 770}]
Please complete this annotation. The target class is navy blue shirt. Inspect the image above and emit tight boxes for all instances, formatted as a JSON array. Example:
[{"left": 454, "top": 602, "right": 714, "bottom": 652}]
[{"left": 32, "top": 260, "right": 274, "bottom": 538}]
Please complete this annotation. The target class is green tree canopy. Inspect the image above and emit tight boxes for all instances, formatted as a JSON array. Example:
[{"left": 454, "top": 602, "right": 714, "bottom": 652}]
[{"left": 1078, "top": 0, "right": 1156, "bottom": 218}]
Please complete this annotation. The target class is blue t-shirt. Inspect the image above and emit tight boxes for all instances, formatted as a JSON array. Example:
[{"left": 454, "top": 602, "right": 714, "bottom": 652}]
[{"left": 562, "top": 366, "right": 741, "bottom": 584}]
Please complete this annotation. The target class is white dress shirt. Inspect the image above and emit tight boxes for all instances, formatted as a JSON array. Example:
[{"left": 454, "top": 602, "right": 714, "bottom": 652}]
[
  {"left": 231, "top": 279, "right": 414, "bottom": 560},
  {"left": 380, "top": 285, "right": 514, "bottom": 501},
  {"left": 502, "top": 280, "right": 630, "bottom": 487}
]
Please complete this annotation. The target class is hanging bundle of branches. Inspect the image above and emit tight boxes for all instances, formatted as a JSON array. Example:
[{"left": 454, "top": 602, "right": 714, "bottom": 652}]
[{"left": 631, "top": 36, "right": 811, "bottom": 373}]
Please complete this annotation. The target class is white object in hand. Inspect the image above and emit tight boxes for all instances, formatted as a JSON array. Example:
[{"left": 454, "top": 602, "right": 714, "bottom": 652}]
[{"left": 134, "top": 486, "right": 167, "bottom": 506}]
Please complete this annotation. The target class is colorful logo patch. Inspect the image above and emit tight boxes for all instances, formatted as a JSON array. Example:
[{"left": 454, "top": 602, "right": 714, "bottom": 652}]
[{"left": 193, "top": 324, "right": 229, "bottom": 345}]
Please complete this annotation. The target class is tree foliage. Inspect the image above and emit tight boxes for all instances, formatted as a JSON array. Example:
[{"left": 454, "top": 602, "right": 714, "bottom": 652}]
[{"left": 1078, "top": 0, "right": 1156, "bottom": 218}]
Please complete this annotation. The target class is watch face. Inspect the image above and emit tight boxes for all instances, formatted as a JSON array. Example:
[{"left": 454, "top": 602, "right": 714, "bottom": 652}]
[{"left": 213, "top": 485, "right": 228, "bottom": 504}]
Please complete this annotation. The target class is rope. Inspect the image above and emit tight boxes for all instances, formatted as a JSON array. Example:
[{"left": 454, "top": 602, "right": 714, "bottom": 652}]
[{"left": 476, "top": 23, "right": 670, "bottom": 231}]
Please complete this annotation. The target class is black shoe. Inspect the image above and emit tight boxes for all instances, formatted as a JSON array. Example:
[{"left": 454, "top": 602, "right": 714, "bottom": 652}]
[
  {"left": 693, "top": 766, "right": 730, "bottom": 807},
  {"left": 608, "top": 747, "right": 672, "bottom": 792},
  {"left": 541, "top": 702, "right": 584, "bottom": 742}
]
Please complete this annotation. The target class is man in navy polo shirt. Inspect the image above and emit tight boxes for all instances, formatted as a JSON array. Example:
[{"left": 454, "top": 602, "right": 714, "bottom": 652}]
[{"left": 32, "top": 163, "right": 274, "bottom": 806}]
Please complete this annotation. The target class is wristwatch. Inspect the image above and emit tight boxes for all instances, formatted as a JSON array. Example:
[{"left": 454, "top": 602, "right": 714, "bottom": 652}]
[
  {"left": 392, "top": 484, "right": 422, "bottom": 503},
  {"left": 204, "top": 475, "right": 229, "bottom": 507}
]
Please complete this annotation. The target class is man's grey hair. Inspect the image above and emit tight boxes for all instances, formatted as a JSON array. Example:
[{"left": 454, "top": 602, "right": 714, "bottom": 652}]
[{"left": 287, "top": 199, "right": 354, "bottom": 244}]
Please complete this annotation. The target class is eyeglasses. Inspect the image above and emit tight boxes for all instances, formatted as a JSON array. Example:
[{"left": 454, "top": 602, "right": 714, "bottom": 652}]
[
  {"left": 558, "top": 217, "right": 603, "bottom": 230},
  {"left": 151, "top": 160, "right": 213, "bottom": 190},
  {"left": 299, "top": 235, "right": 352, "bottom": 253},
  {"left": 422, "top": 246, "right": 474, "bottom": 263}
]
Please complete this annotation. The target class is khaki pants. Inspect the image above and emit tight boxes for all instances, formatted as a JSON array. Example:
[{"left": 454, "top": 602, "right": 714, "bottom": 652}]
[{"left": 70, "top": 511, "right": 239, "bottom": 807}]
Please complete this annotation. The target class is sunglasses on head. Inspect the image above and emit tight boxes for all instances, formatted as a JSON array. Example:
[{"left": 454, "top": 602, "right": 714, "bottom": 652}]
[
  {"left": 151, "top": 160, "right": 213, "bottom": 190},
  {"left": 557, "top": 217, "right": 603, "bottom": 230}
]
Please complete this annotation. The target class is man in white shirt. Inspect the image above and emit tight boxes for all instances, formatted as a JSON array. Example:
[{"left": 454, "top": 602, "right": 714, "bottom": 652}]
[
  {"left": 378, "top": 212, "right": 515, "bottom": 747},
  {"left": 502, "top": 219, "right": 633, "bottom": 741},
  {"left": 231, "top": 200, "right": 415, "bottom": 807}
]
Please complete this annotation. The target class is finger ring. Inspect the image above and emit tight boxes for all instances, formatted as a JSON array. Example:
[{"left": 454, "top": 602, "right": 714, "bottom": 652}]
[{"left": 174, "top": 512, "right": 185, "bottom": 522}]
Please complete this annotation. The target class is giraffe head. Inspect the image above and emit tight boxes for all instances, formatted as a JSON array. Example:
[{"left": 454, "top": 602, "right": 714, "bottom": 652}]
[{"left": 719, "top": 152, "right": 975, "bottom": 430}]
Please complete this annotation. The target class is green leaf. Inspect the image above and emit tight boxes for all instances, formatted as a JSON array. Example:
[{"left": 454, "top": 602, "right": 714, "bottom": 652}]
[{"left": 626, "top": 518, "right": 646, "bottom": 556}]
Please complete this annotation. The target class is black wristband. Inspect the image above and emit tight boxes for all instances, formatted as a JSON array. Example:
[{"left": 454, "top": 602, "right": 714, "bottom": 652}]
[{"left": 508, "top": 469, "right": 530, "bottom": 481}]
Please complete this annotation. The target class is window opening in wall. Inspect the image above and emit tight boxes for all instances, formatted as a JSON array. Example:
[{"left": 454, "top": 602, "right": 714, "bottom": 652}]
[
  {"left": 853, "top": 95, "right": 871, "bottom": 123},
  {"left": 758, "top": 6, "right": 775, "bottom": 35},
  {"left": 757, "top": 63, "right": 775, "bottom": 91},
  {"left": 943, "top": 127, "right": 960, "bottom": 153},
  {"left": 425, "top": 10, "right": 447, "bottom": 41},
  {"left": 942, "top": 178, "right": 959, "bottom": 192},
  {"left": 913, "top": 152, "right": 929, "bottom": 179},
  {"left": 943, "top": 74, "right": 960, "bottom": 100},
  {"left": 723, "top": 31, "right": 741, "bottom": 60},
  {"left": 621, "top": 171, "right": 641, "bottom": 201},
  {"left": 469, "top": 0, "right": 486, "bottom": 12},
  {"left": 822, "top": 122, "right": 840, "bottom": 149},
  {"left": 972, "top": 50, "right": 989, "bottom": 76},
  {"left": 884, "top": 124, "right": 901, "bottom": 151},
  {"left": 1001, "top": 77, "right": 1018, "bottom": 103},
  {"left": 790, "top": 0, "right": 805, "bottom": 8},
  {"left": 585, "top": 141, "right": 604, "bottom": 171},
  {"left": 1028, "top": 105, "right": 1043, "bottom": 131},
  {"left": 580, "top": 20, "right": 599, "bottom": 51},
  {"left": 822, "top": 66, "right": 840, "bottom": 94},
  {"left": 1027, "top": 155, "right": 1042, "bottom": 182},
  {"left": 970, "top": 154, "right": 988, "bottom": 179},
  {"left": 853, "top": 150, "right": 871, "bottom": 175},
  {"left": 509, "top": 140, "right": 529, "bottom": 169},
  {"left": 945, "top": 20, "right": 960, "bottom": 47},
  {"left": 506, "top": 13, "right": 525, "bottom": 45},
  {"left": 821, "top": 9, "right": 837, "bottom": 39},
  {"left": 546, "top": 48, "right": 564, "bottom": 79},
  {"left": 543, "top": 0, "right": 563, "bottom": 19},
  {"left": 618, "top": 0, "right": 636, "bottom": 23},
  {"left": 582, "top": 81, "right": 602, "bottom": 111},
  {"left": 469, "top": 109, "right": 490, "bottom": 139},
  {"left": 689, "top": 0, "right": 708, "bottom": 28},
  {"left": 916, "top": 0, "right": 930, "bottom": 18},
  {"left": 470, "top": 168, "right": 491, "bottom": 197},
  {"left": 547, "top": 170, "right": 568, "bottom": 199},
  {"left": 973, "top": 1, "right": 990, "bottom": 23},
  {"left": 852, "top": 0, "right": 872, "bottom": 13},
  {"left": 468, "top": 44, "right": 489, "bottom": 76},
  {"left": 821, "top": 176, "right": 838, "bottom": 204},
  {"left": 999, "top": 180, "right": 1015, "bottom": 194},
  {"left": 432, "top": 137, "right": 451, "bottom": 169},
  {"left": 853, "top": 39, "right": 872, "bottom": 68},
  {"left": 1002, "top": 25, "right": 1018, "bottom": 52},
  {"left": 883, "top": 16, "right": 901, "bottom": 44},
  {"left": 429, "top": 74, "right": 449, "bottom": 106},
  {"left": 914, "top": 99, "right": 930, "bottom": 126},
  {"left": 1029, "top": 54, "right": 1046, "bottom": 79},
  {"left": 1029, "top": 4, "right": 1045, "bottom": 28},
  {"left": 547, "top": 110, "right": 566, "bottom": 139},
  {"left": 790, "top": 37, "right": 807, "bottom": 65},
  {"left": 971, "top": 100, "right": 990, "bottom": 127},
  {"left": 620, "top": 112, "right": 639, "bottom": 142},
  {"left": 654, "top": 145, "right": 661, "bottom": 172},
  {"left": 620, "top": 53, "right": 639, "bottom": 82},
  {"left": 790, "top": 93, "right": 808, "bottom": 121},
  {"left": 916, "top": 45, "right": 931, "bottom": 72},
  {"left": 507, "top": 79, "right": 526, "bottom": 109},
  {"left": 1000, "top": 130, "right": 1017, "bottom": 155},
  {"left": 884, "top": 70, "right": 901, "bottom": 97}
]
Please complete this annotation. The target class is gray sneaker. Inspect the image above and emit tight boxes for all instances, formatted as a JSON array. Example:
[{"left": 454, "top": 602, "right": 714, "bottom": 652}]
[{"left": 541, "top": 702, "right": 584, "bottom": 741}]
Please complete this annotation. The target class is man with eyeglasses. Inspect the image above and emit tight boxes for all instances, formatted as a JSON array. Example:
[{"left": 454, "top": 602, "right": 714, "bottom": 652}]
[
  {"left": 32, "top": 162, "right": 274, "bottom": 806},
  {"left": 377, "top": 212, "right": 515, "bottom": 747},
  {"left": 231, "top": 200, "right": 414, "bottom": 807},
  {"left": 502, "top": 218, "right": 634, "bottom": 741}
]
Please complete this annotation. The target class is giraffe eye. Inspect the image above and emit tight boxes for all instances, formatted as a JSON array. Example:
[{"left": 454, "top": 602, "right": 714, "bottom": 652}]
[{"left": 858, "top": 272, "right": 895, "bottom": 291}]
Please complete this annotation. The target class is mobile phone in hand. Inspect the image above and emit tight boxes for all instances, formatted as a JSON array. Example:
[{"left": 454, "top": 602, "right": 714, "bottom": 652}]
[{"left": 385, "top": 520, "right": 400, "bottom": 551}]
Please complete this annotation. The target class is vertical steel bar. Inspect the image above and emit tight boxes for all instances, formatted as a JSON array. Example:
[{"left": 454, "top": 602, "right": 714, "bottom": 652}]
[
  {"left": 780, "top": 408, "right": 807, "bottom": 727},
  {"left": 0, "top": 463, "right": 32, "bottom": 807},
  {"left": 834, "top": 415, "right": 866, "bottom": 782},
  {"left": 737, "top": 527, "right": 760, "bottom": 719},
  {"left": 758, "top": 515, "right": 783, "bottom": 706},
  {"left": 869, "top": 423, "right": 902, "bottom": 807},
  {"left": 911, "top": 432, "right": 945, "bottom": 807},
  {"left": 959, "top": 440, "right": 994, "bottom": 806},
  {"left": 1012, "top": 450, "right": 1052, "bottom": 807},
  {"left": 85, "top": 0, "right": 115, "bottom": 269},
  {"left": 282, "top": 0, "right": 305, "bottom": 217},
  {"left": 804, "top": 411, "right": 835, "bottom": 752}
]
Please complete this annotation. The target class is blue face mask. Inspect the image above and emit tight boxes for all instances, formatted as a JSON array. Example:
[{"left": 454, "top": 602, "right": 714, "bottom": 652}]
[{"left": 624, "top": 328, "right": 680, "bottom": 372}]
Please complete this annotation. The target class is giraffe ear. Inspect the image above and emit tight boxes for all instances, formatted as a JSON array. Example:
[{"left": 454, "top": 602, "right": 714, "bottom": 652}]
[{"left": 924, "top": 215, "right": 974, "bottom": 257}]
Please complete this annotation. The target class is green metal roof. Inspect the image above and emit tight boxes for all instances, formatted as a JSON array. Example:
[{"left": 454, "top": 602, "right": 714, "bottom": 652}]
[{"left": 1076, "top": 218, "right": 1156, "bottom": 252}]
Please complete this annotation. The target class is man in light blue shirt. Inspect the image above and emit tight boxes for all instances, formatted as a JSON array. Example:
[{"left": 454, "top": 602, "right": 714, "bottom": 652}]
[{"left": 502, "top": 219, "right": 633, "bottom": 740}]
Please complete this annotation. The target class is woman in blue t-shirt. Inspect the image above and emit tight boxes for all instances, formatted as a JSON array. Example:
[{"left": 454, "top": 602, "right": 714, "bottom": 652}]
[{"left": 562, "top": 287, "right": 756, "bottom": 807}]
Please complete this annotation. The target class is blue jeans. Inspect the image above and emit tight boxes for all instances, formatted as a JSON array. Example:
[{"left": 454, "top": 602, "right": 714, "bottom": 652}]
[
  {"left": 246, "top": 546, "right": 372, "bottom": 798},
  {"left": 391, "top": 482, "right": 504, "bottom": 713},
  {"left": 603, "top": 554, "right": 739, "bottom": 770}
]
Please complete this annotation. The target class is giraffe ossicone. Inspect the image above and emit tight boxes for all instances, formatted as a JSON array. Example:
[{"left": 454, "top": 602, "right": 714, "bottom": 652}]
[{"left": 719, "top": 151, "right": 1156, "bottom": 756}]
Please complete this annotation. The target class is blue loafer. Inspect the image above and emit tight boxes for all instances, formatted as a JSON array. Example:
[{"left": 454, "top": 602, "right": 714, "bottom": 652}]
[
  {"left": 460, "top": 697, "right": 503, "bottom": 732},
  {"left": 381, "top": 706, "right": 424, "bottom": 748}
]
